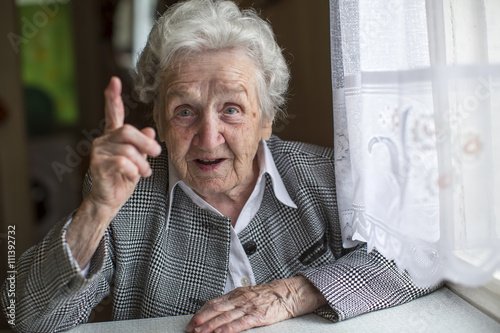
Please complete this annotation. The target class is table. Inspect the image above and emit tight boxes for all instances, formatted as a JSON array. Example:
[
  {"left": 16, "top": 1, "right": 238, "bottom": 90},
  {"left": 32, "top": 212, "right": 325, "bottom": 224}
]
[
  {"left": 67, "top": 287, "right": 500, "bottom": 333},
  {"left": 2, "top": 287, "right": 499, "bottom": 332}
]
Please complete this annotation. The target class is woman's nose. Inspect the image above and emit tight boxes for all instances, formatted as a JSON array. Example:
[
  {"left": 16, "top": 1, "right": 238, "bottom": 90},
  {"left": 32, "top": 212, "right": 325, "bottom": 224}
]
[{"left": 192, "top": 114, "right": 224, "bottom": 150}]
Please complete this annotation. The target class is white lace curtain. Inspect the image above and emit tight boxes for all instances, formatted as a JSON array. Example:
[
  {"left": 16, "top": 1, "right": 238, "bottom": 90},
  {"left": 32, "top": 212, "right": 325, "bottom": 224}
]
[{"left": 330, "top": 0, "right": 500, "bottom": 287}]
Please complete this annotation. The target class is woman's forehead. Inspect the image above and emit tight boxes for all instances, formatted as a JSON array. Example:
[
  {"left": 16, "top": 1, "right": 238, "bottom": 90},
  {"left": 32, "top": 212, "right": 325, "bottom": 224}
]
[
  {"left": 161, "top": 50, "right": 258, "bottom": 98},
  {"left": 167, "top": 49, "right": 255, "bottom": 77}
]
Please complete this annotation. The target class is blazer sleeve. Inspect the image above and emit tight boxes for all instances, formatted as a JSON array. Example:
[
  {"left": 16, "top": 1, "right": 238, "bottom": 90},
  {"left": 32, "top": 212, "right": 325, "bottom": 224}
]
[
  {"left": 1, "top": 170, "right": 115, "bottom": 333},
  {"left": 300, "top": 243, "right": 442, "bottom": 322},
  {"left": 1, "top": 215, "right": 114, "bottom": 332}
]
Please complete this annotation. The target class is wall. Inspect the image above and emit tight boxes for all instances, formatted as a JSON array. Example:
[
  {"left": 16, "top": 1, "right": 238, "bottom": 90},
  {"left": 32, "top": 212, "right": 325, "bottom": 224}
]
[
  {"left": 0, "top": 2, "right": 34, "bottom": 329},
  {"left": 240, "top": 0, "right": 333, "bottom": 147}
]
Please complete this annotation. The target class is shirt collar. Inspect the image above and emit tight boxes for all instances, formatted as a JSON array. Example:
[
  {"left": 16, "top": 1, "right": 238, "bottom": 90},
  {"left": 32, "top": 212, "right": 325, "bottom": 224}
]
[
  {"left": 259, "top": 140, "right": 297, "bottom": 208},
  {"left": 167, "top": 139, "right": 297, "bottom": 211}
]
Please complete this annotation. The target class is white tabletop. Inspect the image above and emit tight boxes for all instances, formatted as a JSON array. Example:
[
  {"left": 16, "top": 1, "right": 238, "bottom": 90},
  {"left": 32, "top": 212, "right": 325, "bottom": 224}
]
[
  {"left": 1, "top": 287, "right": 498, "bottom": 332},
  {"left": 62, "top": 287, "right": 500, "bottom": 333}
]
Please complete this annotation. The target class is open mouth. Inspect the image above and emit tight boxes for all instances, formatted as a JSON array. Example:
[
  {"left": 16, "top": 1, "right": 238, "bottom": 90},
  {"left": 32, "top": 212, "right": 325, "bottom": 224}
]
[{"left": 195, "top": 158, "right": 225, "bottom": 166}]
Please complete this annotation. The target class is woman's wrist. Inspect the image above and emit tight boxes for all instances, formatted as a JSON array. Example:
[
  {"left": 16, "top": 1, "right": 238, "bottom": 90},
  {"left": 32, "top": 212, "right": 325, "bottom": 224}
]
[
  {"left": 288, "top": 276, "right": 328, "bottom": 316},
  {"left": 66, "top": 197, "right": 117, "bottom": 268}
]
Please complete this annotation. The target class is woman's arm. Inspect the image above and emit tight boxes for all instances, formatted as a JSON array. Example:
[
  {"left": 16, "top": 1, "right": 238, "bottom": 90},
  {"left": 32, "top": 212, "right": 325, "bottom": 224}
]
[
  {"left": 0, "top": 77, "right": 161, "bottom": 332},
  {"left": 66, "top": 76, "right": 161, "bottom": 269}
]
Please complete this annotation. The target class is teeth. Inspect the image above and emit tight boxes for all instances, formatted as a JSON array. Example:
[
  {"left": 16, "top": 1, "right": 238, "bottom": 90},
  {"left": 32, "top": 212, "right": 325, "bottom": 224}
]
[{"left": 196, "top": 158, "right": 222, "bottom": 165}]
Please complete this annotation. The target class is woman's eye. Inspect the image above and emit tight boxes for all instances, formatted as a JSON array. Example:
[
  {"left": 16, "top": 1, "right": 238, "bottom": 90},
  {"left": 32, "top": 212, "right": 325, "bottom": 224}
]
[
  {"left": 178, "top": 109, "right": 192, "bottom": 117},
  {"left": 224, "top": 107, "right": 238, "bottom": 115}
]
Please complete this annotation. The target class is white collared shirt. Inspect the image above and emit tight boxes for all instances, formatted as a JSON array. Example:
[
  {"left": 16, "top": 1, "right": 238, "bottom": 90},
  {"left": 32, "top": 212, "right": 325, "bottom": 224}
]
[{"left": 167, "top": 140, "right": 297, "bottom": 293}]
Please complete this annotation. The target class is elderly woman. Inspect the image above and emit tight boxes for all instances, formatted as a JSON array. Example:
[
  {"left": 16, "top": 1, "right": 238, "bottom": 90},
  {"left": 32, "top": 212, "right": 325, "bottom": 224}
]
[{"left": 2, "top": 1, "right": 437, "bottom": 332}]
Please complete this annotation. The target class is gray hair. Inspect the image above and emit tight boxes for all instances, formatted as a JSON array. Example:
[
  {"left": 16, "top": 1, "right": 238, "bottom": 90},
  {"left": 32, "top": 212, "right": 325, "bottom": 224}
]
[{"left": 133, "top": 0, "right": 290, "bottom": 122}]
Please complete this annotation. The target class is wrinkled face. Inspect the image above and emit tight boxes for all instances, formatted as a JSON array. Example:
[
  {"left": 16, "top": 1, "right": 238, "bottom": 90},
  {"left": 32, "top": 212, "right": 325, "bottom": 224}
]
[{"left": 155, "top": 49, "right": 273, "bottom": 199}]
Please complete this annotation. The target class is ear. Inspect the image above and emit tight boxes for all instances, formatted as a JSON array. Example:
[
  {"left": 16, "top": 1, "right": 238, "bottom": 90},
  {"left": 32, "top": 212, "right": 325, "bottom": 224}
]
[{"left": 260, "top": 116, "right": 273, "bottom": 140}]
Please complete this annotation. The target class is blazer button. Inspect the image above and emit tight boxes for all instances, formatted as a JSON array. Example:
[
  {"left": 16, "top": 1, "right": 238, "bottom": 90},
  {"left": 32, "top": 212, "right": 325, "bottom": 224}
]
[{"left": 243, "top": 241, "right": 257, "bottom": 255}]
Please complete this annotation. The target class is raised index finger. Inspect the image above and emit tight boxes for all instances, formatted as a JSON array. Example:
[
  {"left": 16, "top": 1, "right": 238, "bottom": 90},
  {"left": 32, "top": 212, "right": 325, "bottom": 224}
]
[{"left": 104, "top": 76, "right": 125, "bottom": 133}]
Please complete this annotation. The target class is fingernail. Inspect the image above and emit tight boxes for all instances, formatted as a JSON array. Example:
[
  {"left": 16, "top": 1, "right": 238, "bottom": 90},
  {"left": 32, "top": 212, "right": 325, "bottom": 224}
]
[{"left": 194, "top": 327, "right": 202, "bottom": 333}]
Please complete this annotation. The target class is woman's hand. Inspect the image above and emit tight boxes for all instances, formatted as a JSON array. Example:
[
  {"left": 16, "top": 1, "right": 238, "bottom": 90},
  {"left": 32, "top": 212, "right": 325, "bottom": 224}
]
[
  {"left": 86, "top": 76, "right": 161, "bottom": 213},
  {"left": 186, "top": 276, "right": 327, "bottom": 333},
  {"left": 66, "top": 77, "right": 161, "bottom": 268}
]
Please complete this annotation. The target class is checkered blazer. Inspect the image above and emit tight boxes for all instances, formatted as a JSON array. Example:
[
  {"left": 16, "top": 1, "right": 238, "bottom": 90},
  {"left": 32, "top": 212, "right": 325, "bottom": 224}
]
[{"left": 2, "top": 136, "right": 437, "bottom": 332}]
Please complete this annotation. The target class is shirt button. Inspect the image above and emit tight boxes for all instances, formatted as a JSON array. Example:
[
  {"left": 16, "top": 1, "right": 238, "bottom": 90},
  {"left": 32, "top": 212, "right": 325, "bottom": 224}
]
[
  {"left": 241, "top": 277, "right": 251, "bottom": 287},
  {"left": 243, "top": 241, "right": 257, "bottom": 255}
]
